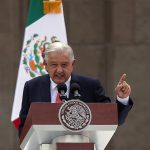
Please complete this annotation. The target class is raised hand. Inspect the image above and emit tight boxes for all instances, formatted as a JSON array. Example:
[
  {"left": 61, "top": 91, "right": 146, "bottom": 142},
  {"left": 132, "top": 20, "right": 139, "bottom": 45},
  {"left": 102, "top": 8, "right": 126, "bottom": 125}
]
[{"left": 115, "top": 74, "right": 131, "bottom": 98}]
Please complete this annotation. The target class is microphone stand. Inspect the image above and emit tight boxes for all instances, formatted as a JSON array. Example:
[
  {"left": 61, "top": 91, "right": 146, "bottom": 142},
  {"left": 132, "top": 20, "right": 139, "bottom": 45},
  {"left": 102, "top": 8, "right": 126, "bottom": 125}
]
[{"left": 60, "top": 92, "right": 68, "bottom": 102}]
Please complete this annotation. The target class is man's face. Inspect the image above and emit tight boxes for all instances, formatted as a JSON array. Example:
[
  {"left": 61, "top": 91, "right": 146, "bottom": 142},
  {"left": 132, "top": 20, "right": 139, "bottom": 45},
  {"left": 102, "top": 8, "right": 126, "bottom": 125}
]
[{"left": 46, "top": 52, "right": 75, "bottom": 84}]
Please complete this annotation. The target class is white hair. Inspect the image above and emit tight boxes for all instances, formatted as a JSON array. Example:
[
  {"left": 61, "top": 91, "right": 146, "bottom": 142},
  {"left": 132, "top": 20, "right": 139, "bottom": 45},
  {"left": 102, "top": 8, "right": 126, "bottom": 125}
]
[{"left": 44, "top": 36, "right": 74, "bottom": 62}]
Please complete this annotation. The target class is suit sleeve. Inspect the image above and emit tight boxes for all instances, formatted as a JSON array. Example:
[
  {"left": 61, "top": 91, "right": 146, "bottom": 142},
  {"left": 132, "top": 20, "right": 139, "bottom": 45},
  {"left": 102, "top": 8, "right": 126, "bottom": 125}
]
[
  {"left": 18, "top": 81, "right": 30, "bottom": 137},
  {"left": 94, "top": 79, "right": 133, "bottom": 125},
  {"left": 117, "top": 98, "right": 133, "bottom": 125}
]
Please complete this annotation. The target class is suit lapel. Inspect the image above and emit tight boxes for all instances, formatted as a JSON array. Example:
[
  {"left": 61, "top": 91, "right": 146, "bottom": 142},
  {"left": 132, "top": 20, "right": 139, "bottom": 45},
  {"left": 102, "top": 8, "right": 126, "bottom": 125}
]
[{"left": 41, "top": 74, "right": 51, "bottom": 102}]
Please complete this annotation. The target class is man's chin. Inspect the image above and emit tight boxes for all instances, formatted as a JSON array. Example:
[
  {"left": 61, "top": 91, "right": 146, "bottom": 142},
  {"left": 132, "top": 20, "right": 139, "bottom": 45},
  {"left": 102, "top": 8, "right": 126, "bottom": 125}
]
[{"left": 54, "top": 78, "right": 65, "bottom": 84}]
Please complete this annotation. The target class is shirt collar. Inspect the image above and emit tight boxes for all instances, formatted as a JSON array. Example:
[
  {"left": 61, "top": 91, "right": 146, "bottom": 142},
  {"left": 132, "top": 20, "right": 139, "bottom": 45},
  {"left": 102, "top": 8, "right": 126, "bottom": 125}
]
[{"left": 50, "top": 76, "right": 71, "bottom": 90}]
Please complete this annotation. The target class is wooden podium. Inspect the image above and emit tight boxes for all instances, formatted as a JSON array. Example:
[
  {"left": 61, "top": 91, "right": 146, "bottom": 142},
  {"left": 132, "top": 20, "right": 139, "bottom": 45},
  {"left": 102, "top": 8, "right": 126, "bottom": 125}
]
[{"left": 20, "top": 102, "right": 118, "bottom": 150}]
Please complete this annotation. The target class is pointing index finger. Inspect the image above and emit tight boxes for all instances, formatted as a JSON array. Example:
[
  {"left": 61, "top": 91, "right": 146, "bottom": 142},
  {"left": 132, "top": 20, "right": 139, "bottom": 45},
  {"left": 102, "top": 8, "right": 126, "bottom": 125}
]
[{"left": 119, "top": 73, "right": 126, "bottom": 84}]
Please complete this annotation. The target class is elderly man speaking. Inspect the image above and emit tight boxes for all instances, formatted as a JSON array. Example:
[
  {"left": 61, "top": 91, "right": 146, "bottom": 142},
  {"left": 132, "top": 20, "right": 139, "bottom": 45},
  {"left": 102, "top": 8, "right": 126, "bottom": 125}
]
[{"left": 19, "top": 36, "right": 133, "bottom": 136}]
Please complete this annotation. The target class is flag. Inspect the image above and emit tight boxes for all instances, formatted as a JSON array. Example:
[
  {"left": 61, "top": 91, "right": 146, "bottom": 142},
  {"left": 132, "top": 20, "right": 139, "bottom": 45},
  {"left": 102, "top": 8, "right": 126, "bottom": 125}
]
[{"left": 11, "top": 0, "right": 67, "bottom": 128}]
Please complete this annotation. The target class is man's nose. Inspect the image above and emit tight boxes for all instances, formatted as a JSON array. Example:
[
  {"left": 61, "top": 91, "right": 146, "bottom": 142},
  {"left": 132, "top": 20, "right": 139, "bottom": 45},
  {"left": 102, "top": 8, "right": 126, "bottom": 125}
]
[{"left": 56, "top": 66, "right": 63, "bottom": 73}]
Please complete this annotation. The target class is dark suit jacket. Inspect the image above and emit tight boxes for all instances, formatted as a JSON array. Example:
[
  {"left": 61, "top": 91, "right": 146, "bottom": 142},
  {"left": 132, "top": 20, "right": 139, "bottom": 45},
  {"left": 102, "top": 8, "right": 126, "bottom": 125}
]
[{"left": 19, "top": 74, "right": 133, "bottom": 136}]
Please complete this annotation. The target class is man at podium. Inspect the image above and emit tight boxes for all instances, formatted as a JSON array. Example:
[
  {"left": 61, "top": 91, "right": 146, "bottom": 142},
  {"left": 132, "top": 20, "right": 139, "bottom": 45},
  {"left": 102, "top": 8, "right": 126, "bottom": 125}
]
[{"left": 19, "top": 36, "right": 133, "bottom": 136}]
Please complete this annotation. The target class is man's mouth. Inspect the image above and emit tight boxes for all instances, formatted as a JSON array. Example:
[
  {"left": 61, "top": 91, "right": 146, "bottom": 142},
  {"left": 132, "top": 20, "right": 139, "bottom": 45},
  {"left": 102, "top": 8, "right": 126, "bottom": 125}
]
[{"left": 55, "top": 74, "right": 64, "bottom": 78}]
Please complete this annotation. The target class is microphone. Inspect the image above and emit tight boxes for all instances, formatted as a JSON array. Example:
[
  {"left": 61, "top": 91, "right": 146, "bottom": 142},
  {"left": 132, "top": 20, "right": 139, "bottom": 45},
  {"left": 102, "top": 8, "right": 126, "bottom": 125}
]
[
  {"left": 70, "top": 83, "right": 81, "bottom": 99},
  {"left": 57, "top": 83, "right": 68, "bottom": 102}
]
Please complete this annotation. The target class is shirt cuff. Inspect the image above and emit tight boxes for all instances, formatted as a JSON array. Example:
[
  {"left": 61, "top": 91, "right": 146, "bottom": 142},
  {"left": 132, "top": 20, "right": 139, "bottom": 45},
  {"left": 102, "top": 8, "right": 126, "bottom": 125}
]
[{"left": 117, "top": 96, "right": 129, "bottom": 105}]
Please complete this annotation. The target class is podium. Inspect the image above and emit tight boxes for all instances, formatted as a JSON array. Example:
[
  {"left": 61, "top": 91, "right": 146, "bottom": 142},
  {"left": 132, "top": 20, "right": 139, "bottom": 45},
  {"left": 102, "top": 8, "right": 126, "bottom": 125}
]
[{"left": 20, "top": 102, "right": 118, "bottom": 150}]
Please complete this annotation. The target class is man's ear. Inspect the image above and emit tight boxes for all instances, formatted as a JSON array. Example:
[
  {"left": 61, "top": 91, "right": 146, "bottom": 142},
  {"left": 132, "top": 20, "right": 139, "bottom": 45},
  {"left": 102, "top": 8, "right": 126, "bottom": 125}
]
[
  {"left": 72, "top": 59, "right": 76, "bottom": 66},
  {"left": 43, "top": 60, "right": 48, "bottom": 72}
]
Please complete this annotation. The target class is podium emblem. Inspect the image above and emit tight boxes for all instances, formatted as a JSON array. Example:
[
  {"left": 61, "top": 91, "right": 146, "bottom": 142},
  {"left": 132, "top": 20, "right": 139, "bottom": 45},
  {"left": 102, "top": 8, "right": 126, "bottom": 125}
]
[{"left": 59, "top": 100, "right": 92, "bottom": 132}]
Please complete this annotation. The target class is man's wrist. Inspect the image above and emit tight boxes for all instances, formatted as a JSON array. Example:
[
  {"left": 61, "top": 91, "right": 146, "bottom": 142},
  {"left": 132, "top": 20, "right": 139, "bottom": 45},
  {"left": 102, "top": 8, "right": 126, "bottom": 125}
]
[{"left": 117, "top": 96, "right": 129, "bottom": 105}]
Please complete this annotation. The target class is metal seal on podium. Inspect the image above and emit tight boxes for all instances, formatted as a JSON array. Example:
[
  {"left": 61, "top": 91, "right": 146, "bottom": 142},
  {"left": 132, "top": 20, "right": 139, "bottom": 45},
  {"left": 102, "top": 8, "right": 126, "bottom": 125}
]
[{"left": 58, "top": 100, "right": 92, "bottom": 132}]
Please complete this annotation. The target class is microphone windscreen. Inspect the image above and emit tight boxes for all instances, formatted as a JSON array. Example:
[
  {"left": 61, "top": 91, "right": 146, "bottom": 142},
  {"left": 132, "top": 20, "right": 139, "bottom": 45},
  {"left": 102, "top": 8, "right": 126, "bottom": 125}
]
[
  {"left": 57, "top": 83, "right": 67, "bottom": 93},
  {"left": 70, "top": 83, "right": 81, "bottom": 93}
]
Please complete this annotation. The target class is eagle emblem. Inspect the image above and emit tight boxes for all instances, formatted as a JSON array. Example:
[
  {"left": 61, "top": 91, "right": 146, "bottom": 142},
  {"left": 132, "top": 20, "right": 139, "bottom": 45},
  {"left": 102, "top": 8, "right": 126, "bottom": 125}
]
[
  {"left": 59, "top": 100, "right": 92, "bottom": 132},
  {"left": 22, "top": 34, "right": 47, "bottom": 78}
]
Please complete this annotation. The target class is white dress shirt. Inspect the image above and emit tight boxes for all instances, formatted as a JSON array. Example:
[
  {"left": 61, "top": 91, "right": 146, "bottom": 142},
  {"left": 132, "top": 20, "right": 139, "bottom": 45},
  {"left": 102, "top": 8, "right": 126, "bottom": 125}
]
[{"left": 50, "top": 77, "right": 71, "bottom": 103}]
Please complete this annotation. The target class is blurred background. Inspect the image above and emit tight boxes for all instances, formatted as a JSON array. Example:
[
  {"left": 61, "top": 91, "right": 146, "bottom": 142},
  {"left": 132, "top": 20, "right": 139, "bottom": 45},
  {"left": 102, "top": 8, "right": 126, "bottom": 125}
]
[{"left": 0, "top": 0, "right": 150, "bottom": 149}]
